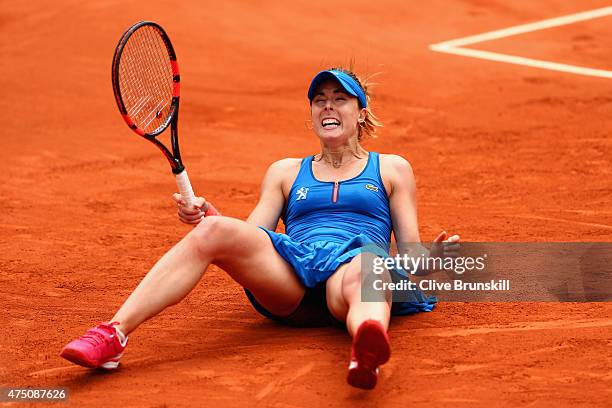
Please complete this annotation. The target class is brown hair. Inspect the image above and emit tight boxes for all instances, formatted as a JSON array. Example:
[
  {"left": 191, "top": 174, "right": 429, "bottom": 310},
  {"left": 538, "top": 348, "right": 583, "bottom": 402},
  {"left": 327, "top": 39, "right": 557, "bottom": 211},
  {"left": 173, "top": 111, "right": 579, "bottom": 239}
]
[{"left": 330, "top": 66, "right": 383, "bottom": 141}]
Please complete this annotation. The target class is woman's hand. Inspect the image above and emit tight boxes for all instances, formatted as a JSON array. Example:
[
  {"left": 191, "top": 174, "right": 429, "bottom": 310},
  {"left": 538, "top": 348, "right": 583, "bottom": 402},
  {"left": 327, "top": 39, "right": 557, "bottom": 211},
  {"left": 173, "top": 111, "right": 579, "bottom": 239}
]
[
  {"left": 172, "top": 193, "right": 208, "bottom": 224},
  {"left": 430, "top": 231, "right": 461, "bottom": 259}
]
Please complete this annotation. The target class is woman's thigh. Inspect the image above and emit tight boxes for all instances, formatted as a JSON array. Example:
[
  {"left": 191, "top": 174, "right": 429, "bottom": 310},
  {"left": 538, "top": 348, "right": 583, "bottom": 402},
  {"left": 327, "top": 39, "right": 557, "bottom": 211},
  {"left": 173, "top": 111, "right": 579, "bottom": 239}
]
[{"left": 193, "top": 216, "right": 305, "bottom": 316}]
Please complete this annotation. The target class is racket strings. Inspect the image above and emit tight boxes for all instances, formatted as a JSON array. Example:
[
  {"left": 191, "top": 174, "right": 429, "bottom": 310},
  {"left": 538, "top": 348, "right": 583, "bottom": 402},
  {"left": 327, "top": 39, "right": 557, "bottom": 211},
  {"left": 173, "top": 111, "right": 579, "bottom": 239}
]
[
  {"left": 126, "top": 27, "right": 171, "bottom": 119},
  {"left": 119, "top": 25, "right": 174, "bottom": 134},
  {"left": 125, "top": 27, "right": 171, "bottom": 130}
]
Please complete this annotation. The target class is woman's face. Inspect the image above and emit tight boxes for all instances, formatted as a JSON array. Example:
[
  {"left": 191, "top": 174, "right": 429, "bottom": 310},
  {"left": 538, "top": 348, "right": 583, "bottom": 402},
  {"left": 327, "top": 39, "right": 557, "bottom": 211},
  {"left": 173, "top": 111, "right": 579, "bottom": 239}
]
[{"left": 310, "top": 79, "right": 365, "bottom": 143}]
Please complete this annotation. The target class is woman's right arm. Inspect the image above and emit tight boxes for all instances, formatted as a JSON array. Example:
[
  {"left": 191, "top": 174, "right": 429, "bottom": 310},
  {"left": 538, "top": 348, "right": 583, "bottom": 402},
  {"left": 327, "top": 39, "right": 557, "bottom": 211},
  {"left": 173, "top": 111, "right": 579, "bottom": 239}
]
[
  {"left": 246, "top": 159, "right": 298, "bottom": 230},
  {"left": 173, "top": 159, "right": 297, "bottom": 228}
]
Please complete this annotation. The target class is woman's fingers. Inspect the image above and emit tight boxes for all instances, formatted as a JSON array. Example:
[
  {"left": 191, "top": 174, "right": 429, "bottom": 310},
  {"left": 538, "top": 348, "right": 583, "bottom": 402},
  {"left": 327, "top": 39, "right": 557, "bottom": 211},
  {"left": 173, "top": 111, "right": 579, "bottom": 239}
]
[
  {"left": 175, "top": 195, "right": 206, "bottom": 214},
  {"left": 174, "top": 193, "right": 207, "bottom": 224},
  {"left": 433, "top": 231, "right": 447, "bottom": 243},
  {"left": 181, "top": 206, "right": 202, "bottom": 216},
  {"left": 193, "top": 197, "right": 206, "bottom": 210},
  {"left": 172, "top": 193, "right": 185, "bottom": 205},
  {"left": 443, "top": 243, "right": 460, "bottom": 252},
  {"left": 180, "top": 209, "right": 204, "bottom": 220},
  {"left": 443, "top": 239, "right": 460, "bottom": 258},
  {"left": 178, "top": 210, "right": 203, "bottom": 224}
]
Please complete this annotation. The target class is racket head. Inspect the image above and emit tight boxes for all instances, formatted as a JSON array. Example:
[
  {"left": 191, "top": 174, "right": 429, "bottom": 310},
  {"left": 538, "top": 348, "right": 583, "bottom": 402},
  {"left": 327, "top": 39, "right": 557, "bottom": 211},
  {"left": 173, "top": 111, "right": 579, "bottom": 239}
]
[{"left": 111, "top": 21, "right": 180, "bottom": 138}]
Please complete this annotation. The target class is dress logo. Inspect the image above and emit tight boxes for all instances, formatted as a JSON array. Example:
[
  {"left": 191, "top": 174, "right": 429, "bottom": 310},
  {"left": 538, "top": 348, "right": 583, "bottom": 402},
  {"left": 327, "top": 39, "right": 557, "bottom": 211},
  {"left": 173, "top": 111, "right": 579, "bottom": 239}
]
[
  {"left": 296, "top": 187, "right": 309, "bottom": 200},
  {"left": 365, "top": 184, "right": 379, "bottom": 192}
]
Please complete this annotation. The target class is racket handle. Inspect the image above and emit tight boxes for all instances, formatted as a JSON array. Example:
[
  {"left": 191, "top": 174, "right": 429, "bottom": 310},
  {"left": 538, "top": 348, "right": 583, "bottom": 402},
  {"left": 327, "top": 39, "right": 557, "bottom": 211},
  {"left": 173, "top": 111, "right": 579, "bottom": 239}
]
[
  {"left": 175, "top": 170, "right": 197, "bottom": 208},
  {"left": 175, "top": 170, "right": 222, "bottom": 217}
]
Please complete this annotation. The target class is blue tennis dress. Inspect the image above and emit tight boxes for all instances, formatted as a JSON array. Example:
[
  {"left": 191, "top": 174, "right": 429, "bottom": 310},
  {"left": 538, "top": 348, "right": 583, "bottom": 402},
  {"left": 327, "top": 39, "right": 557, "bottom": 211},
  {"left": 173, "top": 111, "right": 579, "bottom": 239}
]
[{"left": 253, "top": 152, "right": 436, "bottom": 317}]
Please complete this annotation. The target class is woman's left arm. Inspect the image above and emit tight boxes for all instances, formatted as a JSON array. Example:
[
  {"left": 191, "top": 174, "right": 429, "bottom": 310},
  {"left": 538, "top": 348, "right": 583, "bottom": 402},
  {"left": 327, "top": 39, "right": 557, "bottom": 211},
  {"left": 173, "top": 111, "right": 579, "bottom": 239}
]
[
  {"left": 382, "top": 154, "right": 460, "bottom": 274},
  {"left": 382, "top": 154, "right": 421, "bottom": 243}
]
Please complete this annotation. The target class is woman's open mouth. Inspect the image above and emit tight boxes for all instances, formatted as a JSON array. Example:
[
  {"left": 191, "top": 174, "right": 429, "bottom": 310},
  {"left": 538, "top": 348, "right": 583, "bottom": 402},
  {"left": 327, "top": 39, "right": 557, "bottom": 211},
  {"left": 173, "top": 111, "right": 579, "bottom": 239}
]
[{"left": 322, "top": 118, "right": 341, "bottom": 129}]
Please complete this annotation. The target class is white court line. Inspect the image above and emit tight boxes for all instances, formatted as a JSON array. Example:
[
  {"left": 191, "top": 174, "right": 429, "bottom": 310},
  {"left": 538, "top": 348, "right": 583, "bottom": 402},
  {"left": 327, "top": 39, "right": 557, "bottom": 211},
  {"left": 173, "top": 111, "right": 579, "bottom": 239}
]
[
  {"left": 430, "top": 6, "right": 612, "bottom": 79},
  {"left": 513, "top": 214, "right": 612, "bottom": 231}
]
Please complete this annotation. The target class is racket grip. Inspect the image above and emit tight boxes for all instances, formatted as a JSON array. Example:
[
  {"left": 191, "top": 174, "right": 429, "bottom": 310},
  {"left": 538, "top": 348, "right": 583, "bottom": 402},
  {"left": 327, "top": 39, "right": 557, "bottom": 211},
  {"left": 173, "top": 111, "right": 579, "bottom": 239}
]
[
  {"left": 175, "top": 170, "right": 222, "bottom": 217},
  {"left": 175, "top": 170, "right": 197, "bottom": 208}
]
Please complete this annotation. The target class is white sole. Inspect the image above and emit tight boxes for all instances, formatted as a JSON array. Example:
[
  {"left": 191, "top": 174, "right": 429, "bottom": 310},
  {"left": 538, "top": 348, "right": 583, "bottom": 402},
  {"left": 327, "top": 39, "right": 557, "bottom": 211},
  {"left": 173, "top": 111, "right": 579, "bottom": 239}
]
[{"left": 100, "top": 353, "right": 122, "bottom": 370}]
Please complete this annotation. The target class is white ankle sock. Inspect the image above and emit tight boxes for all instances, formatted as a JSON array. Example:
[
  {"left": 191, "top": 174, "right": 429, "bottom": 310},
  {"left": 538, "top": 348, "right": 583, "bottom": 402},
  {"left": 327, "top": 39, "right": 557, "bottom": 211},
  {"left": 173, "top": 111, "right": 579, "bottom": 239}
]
[{"left": 114, "top": 326, "right": 128, "bottom": 346}]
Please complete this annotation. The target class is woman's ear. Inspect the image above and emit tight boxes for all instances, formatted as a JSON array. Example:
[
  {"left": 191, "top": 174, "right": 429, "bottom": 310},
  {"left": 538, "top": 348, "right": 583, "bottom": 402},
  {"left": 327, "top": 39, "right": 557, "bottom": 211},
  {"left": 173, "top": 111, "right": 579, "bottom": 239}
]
[{"left": 359, "top": 108, "right": 367, "bottom": 123}]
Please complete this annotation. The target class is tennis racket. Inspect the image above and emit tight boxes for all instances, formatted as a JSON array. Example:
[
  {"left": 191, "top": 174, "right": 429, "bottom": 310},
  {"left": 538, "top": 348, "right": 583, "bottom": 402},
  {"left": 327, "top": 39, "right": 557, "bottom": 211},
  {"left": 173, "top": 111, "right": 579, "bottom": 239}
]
[{"left": 111, "top": 21, "right": 219, "bottom": 215}]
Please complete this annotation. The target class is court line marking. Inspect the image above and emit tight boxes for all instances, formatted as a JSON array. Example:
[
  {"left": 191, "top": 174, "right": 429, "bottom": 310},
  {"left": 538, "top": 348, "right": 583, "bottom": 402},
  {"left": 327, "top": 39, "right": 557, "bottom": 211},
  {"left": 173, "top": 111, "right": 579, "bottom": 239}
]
[
  {"left": 420, "top": 203, "right": 612, "bottom": 231},
  {"left": 512, "top": 214, "right": 612, "bottom": 231},
  {"left": 395, "top": 318, "right": 612, "bottom": 338},
  {"left": 430, "top": 6, "right": 612, "bottom": 79}
]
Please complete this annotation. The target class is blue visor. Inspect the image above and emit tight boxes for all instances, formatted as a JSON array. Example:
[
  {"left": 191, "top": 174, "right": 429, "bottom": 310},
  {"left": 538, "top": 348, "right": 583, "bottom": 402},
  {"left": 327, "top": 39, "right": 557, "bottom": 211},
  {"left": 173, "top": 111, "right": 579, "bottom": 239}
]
[{"left": 307, "top": 70, "right": 367, "bottom": 108}]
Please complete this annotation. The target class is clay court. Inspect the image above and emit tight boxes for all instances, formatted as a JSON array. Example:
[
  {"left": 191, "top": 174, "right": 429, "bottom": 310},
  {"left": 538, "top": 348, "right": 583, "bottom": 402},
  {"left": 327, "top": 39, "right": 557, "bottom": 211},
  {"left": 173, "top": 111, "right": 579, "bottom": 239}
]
[{"left": 1, "top": 0, "right": 611, "bottom": 406}]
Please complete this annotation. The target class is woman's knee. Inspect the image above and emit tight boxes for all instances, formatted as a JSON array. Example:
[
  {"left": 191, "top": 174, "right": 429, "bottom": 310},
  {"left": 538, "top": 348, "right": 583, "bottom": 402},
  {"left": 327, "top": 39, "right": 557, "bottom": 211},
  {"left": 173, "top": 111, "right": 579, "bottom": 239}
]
[
  {"left": 341, "top": 264, "right": 362, "bottom": 299},
  {"left": 325, "top": 258, "right": 362, "bottom": 321},
  {"left": 341, "top": 256, "right": 392, "bottom": 304},
  {"left": 187, "top": 216, "right": 234, "bottom": 259}
]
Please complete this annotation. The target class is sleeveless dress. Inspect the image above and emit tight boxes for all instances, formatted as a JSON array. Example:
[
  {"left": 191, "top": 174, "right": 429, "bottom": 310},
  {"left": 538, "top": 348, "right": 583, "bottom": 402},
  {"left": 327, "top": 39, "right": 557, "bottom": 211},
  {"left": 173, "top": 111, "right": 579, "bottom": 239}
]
[{"left": 245, "top": 152, "right": 436, "bottom": 323}]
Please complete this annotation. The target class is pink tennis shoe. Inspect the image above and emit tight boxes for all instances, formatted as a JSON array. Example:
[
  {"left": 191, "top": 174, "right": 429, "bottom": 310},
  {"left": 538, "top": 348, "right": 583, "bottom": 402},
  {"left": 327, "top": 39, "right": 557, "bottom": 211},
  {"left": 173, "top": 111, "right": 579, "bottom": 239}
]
[
  {"left": 60, "top": 322, "right": 127, "bottom": 370},
  {"left": 347, "top": 320, "right": 391, "bottom": 390}
]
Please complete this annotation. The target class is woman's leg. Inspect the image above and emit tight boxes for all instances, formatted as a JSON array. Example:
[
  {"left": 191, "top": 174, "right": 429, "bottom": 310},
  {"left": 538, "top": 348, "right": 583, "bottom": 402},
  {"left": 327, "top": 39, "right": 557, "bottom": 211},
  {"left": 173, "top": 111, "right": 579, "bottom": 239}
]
[
  {"left": 325, "top": 254, "right": 391, "bottom": 335},
  {"left": 325, "top": 254, "right": 393, "bottom": 389},
  {"left": 112, "top": 216, "right": 305, "bottom": 335}
]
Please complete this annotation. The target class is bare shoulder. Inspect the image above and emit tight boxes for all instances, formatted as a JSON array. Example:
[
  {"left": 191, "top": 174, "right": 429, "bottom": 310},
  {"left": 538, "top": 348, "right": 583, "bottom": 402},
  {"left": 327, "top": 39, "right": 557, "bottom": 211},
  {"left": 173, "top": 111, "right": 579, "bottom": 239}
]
[
  {"left": 379, "top": 154, "right": 415, "bottom": 179},
  {"left": 268, "top": 158, "right": 302, "bottom": 172},
  {"left": 266, "top": 158, "right": 302, "bottom": 180},
  {"left": 264, "top": 158, "right": 303, "bottom": 195},
  {"left": 379, "top": 154, "right": 415, "bottom": 196}
]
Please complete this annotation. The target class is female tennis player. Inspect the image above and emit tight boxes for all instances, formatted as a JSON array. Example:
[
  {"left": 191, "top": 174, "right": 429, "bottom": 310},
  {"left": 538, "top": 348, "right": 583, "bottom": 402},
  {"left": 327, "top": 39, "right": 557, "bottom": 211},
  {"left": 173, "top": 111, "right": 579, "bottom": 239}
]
[{"left": 61, "top": 68, "right": 459, "bottom": 390}]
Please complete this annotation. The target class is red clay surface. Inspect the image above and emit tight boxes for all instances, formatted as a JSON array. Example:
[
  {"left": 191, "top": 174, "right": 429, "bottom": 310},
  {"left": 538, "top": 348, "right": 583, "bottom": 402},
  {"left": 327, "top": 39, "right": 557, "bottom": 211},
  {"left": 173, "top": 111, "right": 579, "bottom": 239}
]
[{"left": 1, "top": 1, "right": 611, "bottom": 406}]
